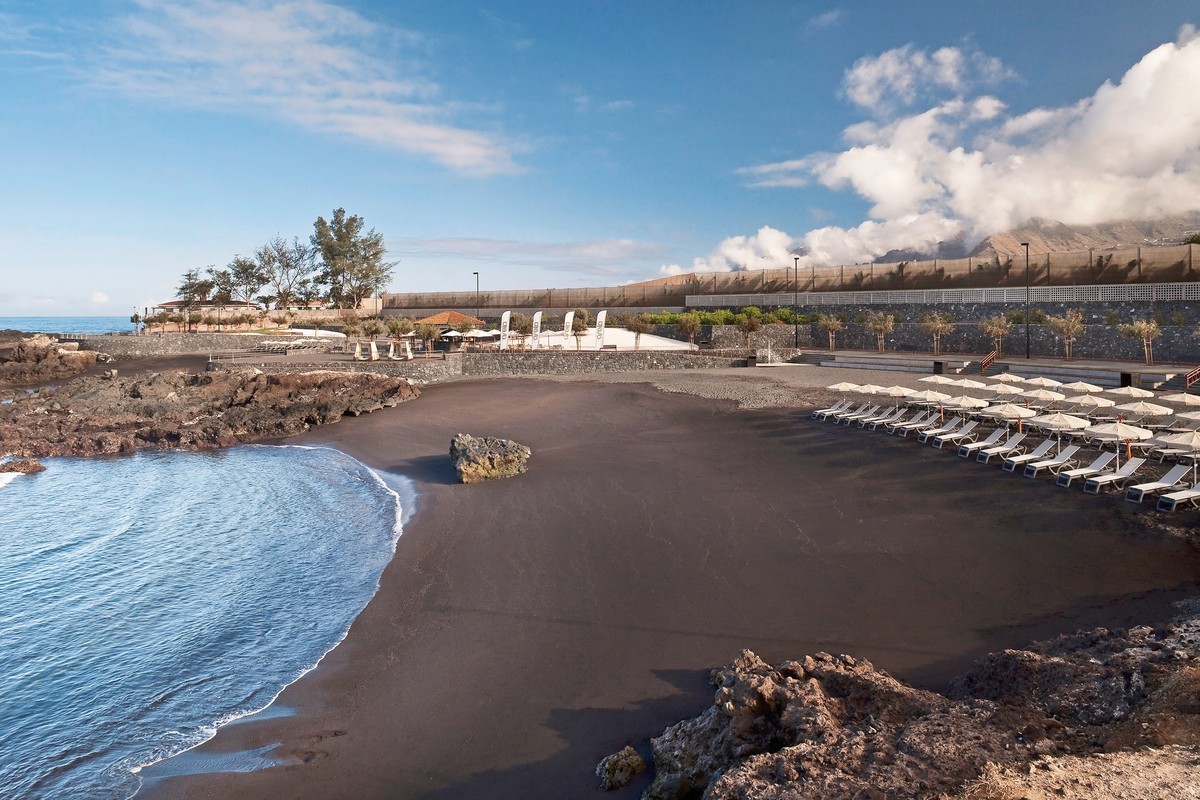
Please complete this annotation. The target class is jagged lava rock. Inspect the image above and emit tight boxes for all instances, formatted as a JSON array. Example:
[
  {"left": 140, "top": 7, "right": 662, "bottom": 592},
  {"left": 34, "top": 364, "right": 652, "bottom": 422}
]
[
  {"left": 0, "top": 458, "right": 45, "bottom": 474},
  {"left": 596, "top": 745, "right": 648, "bottom": 790},
  {"left": 449, "top": 433, "right": 531, "bottom": 484},
  {"left": 0, "top": 334, "right": 99, "bottom": 386}
]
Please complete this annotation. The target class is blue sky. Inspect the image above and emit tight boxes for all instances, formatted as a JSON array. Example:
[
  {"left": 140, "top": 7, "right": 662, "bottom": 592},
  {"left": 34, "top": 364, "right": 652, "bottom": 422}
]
[{"left": 2, "top": 1, "right": 1198, "bottom": 315}]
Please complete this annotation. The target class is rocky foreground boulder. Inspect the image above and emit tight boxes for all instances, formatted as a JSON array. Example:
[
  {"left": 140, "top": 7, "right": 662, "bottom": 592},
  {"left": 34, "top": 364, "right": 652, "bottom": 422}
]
[
  {"left": 0, "top": 368, "right": 420, "bottom": 458},
  {"left": 450, "top": 433, "right": 531, "bottom": 483},
  {"left": 0, "top": 458, "right": 46, "bottom": 474},
  {"left": 0, "top": 334, "right": 102, "bottom": 386},
  {"left": 606, "top": 612, "right": 1200, "bottom": 799}
]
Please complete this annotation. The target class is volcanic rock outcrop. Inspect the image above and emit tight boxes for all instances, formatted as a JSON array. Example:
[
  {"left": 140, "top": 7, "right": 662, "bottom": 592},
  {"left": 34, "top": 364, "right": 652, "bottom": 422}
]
[
  {"left": 0, "top": 368, "right": 420, "bottom": 458},
  {"left": 0, "top": 458, "right": 46, "bottom": 474},
  {"left": 0, "top": 334, "right": 101, "bottom": 386},
  {"left": 449, "top": 433, "right": 531, "bottom": 483},
  {"left": 607, "top": 613, "right": 1200, "bottom": 799}
]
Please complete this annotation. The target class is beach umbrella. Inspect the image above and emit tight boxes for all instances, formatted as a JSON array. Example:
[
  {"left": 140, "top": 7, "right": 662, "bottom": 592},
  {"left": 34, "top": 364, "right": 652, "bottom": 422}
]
[
  {"left": 1021, "top": 376, "right": 1064, "bottom": 388},
  {"left": 988, "top": 373, "right": 1025, "bottom": 383},
  {"left": 440, "top": 329, "right": 463, "bottom": 338},
  {"left": 1175, "top": 410, "right": 1200, "bottom": 423},
  {"left": 1160, "top": 392, "right": 1200, "bottom": 407},
  {"left": 1114, "top": 400, "right": 1173, "bottom": 417},
  {"left": 1105, "top": 386, "right": 1155, "bottom": 398},
  {"left": 856, "top": 384, "right": 888, "bottom": 395},
  {"left": 949, "top": 378, "right": 989, "bottom": 389},
  {"left": 826, "top": 382, "right": 862, "bottom": 392},
  {"left": 990, "top": 384, "right": 1026, "bottom": 395},
  {"left": 918, "top": 375, "right": 958, "bottom": 385},
  {"left": 1085, "top": 420, "right": 1154, "bottom": 465},
  {"left": 877, "top": 385, "right": 915, "bottom": 397},
  {"left": 1028, "top": 412, "right": 1091, "bottom": 430},
  {"left": 981, "top": 403, "right": 1037, "bottom": 420},
  {"left": 1066, "top": 394, "right": 1115, "bottom": 408},
  {"left": 943, "top": 395, "right": 991, "bottom": 410},
  {"left": 1059, "top": 380, "right": 1104, "bottom": 393},
  {"left": 1150, "top": 430, "right": 1200, "bottom": 450},
  {"left": 1021, "top": 388, "right": 1066, "bottom": 403},
  {"left": 907, "top": 389, "right": 953, "bottom": 404}
]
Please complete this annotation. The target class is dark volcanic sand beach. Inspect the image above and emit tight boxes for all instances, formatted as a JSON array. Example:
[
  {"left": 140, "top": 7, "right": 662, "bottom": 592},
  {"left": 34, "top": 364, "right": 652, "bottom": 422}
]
[{"left": 143, "top": 376, "right": 1200, "bottom": 799}]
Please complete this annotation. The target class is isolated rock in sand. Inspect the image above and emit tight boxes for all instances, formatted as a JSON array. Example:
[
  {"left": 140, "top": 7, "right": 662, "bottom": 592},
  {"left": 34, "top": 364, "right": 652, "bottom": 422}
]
[
  {"left": 596, "top": 745, "right": 647, "bottom": 790},
  {"left": 449, "top": 433, "right": 531, "bottom": 483},
  {"left": 0, "top": 334, "right": 99, "bottom": 386},
  {"left": 0, "top": 458, "right": 45, "bottom": 474}
]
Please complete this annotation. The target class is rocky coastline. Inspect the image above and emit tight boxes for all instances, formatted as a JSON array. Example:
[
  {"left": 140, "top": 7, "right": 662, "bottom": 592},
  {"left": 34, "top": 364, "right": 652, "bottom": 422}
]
[
  {"left": 0, "top": 333, "right": 104, "bottom": 386},
  {"left": 601, "top": 610, "right": 1200, "bottom": 798},
  {"left": 0, "top": 367, "right": 419, "bottom": 459}
]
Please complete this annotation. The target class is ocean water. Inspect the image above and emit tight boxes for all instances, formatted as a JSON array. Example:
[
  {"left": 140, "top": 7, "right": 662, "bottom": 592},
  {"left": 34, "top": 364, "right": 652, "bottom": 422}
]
[
  {"left": 0, "top": 316, "right": 135, "bottom": 336},
  {"left": 0, "top": 446, "right": 413, "bottom": 800}
]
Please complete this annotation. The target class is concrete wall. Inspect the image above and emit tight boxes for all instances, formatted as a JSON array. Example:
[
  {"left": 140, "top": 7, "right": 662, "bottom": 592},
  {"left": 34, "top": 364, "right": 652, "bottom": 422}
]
[{"left": 74, "top": 333, "right": 280, "bottom": 358}]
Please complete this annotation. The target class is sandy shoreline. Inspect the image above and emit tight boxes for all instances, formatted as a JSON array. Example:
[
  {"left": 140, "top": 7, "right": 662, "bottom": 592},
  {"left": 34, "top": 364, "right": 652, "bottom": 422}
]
[{"left": 140, "top": 368, "right": 1200, "bottom": 799}]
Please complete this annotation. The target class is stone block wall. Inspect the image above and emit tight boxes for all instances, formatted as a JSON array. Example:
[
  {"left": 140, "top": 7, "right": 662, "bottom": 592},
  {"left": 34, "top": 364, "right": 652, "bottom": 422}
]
[
  {"left": 460, "top": 351, "right": 742, "bottom": 376},
  {"left": 76, "top": 333, "right": 279, "bottom": 358}
]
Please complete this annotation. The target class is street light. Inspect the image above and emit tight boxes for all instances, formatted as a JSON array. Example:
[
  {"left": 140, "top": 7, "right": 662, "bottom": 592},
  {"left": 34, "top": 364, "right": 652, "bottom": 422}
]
[
  {"left": 793, "top": 256, "right": 799, "bottom": 348},
  {"left": 472, "top": 271, "right": 480, "bottom": 322},
  {"left": 1022, "top": 242, "right": 1031, "bottom": 359}
]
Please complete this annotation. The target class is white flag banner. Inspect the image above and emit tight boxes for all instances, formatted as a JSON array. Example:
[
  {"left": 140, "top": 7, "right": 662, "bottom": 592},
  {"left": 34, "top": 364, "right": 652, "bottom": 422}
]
[
  {"left": 530, "top": 311, "right": 542, "bottom": 350},
  {"left": 595, "top": 310, "right": 607, "bottom": 350},
  {"left": 499, "top": 310, "right": 511, "bottom": 351},
  {"left": 563, "top": 311, "right": 575, "bottom": 347}
]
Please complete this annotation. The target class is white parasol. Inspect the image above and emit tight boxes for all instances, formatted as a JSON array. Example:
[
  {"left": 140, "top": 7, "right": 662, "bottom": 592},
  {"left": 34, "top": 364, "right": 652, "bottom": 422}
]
[
  {"left": 918, "top": 375, "right": 958, "bottom": 385},
  {"left": 1066, "top": 394, "right": 1116, "bottom": 408},
  {"left": 856, "top": 384, "right": 888, "bottom": 395},
  {"left": 1114, "top": 400, "right": 1173, "bottom": 417},
  {"left": 1085, "top": 420, "right": 1154, "bottom": 467},
  {"left": 1174, "top": 410, "right": 1200, "bottom": 423},
  {"left": 1020, "top": 376, "right": 1064, "bottom": 388},
  {"left": 826, "top": 382, "right": 862, "bottom": 392},
  {"left": 1058, "top": 380, "right": 1105, "bottom": 393},
  {"left": 907, "top": 389, "right": 953, "bottom": 403},
  {"left": 877, "top": 385, "right": 916, "bottom": 397},
  {"left": 1028, "top": 412, "right": 1091, "bottom": 430},
  {"left": 943, "top": 395, "right": 991, "bottom": 409},
  {"left": 440, "top": 329, "right": 463, "bottom": 338},
  {"left": 990, "top": 384, "right": 1026, "bottom": 395},
  {"left": 988, "top": 373, "right": 1026, "bottom": 383},
  {"left": 1105, "top": 386, "right": 1156, "bottom": 398},
  {"left": 1160, "top": 392, "right": 1200, "bottom": 407},
  {"left": 981, "top": 403, "right": 1038, "bottom": 419},
  {"left": 1021, "top": 388, "right": 1066, "bottom": 403},
  {"left": 949, "top": 378, "right": 989, "bottom": 389}
]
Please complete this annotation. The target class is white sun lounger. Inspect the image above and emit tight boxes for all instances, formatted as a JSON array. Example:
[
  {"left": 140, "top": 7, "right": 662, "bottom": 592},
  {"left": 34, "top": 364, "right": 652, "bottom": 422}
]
[
  {"left": 957, "top": 427, "right": 1006, "bottom": 458},
  {"left": 840, "top": 404, "right": 887, "bottom": 425},
  {"left": 829, "top": 402, "right": 870, "bottom": 422},
  {"left": 1125, "top": 464, "right": 1192, "bottom": 503},
  {"left": 976, "top": 432, "right": 1027, "bottom": 464},
  {"left": 1001, "top": 440, "right": 1056, "bottom": 472},
  {"left": 900, "top": 415, "right": 961, "bottom": 439},
  {"left": 836, "top": 404, "right": 880, "bottom": 424},
  {"left": 1082, "top": 458, "right": 1147, "bottom": 494},
  {"left": 812, "top": 399, "right": 852, "bottom": 420},
  {"left": 859, "top": 410, "right": 902, "bottom": 429},
  {"left": 931, "top": 420, "right": 980, "bottom": 448},
  {"left": 1157, "top": 483, "right": 1200, "bottom": 512},
  {"left": 888, "top": 411, "right": 935, "bottom": 434},
  {"left": 1055, "top": 452, "right": 1117, "bottom": 487},
  {"left": 919, "top": 417, "right": 969, "bottom": 444},
  {"left": 1024, "top": 445, "right": 1082, "bottom": 478}
]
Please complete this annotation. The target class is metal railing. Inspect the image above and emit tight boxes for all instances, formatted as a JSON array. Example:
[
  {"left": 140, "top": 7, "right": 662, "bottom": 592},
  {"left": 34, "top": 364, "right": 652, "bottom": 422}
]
[
  {"left": 1187, "top": 366, "right": 1200, "bottom": 389},
  {"left": 687, "top": 281, "right": 1200, "bottom": 309},
  {"left": 980, "top": 350, "right": 998, "bottom": 373}
]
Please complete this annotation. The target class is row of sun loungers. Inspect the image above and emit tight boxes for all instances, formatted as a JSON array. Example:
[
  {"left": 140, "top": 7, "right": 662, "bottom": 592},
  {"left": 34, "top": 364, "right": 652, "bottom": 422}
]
[{"left": 813, "top": 400, "right": 1200, "bottom": 512}]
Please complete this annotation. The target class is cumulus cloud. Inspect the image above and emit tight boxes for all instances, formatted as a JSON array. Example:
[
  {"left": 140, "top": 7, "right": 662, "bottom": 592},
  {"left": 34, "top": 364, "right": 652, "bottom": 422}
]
[
  {"left": 83, "top": 0, "right": 518, "bottom": 174},
  {"left": 89, "top": 291, "right": 110, "bottom": 304},
  {"left": 697, "top": 28, "right": 1200, "bottom": 274},
  {"left": 842, "top": 43, "right": 1012, "bottom": 113}
]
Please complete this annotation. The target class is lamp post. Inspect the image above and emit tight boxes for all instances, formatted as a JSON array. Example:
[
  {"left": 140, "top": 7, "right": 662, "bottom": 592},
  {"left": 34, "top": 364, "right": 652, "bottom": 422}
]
[
  {"left": 472, "top": 271, "right": 480, "bottom": 323},
  {"left": 793, "top": 256, "right": 799, "bottom": 348},
  {"left": 1022, "top": 242, "right": 1031, "bottom": 359}
]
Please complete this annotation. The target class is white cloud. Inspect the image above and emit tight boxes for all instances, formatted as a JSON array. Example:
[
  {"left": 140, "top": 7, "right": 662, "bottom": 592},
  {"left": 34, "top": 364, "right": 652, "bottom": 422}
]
[
  {"left": 661, "top": 226, "right": 798, "bottom": 275},
  {"left": 83, "top": 0, "right": 518, "bottom": 175},
  {"left": 89, "top": 292, "right": 110, "bottom": 304},
  {"left": 714, "top": 27, "right": 1200, "bottom": 272},
  {"left": 842, "top": 43, "right": 1013, "bottom": 113},
  {"left": 806, "top": 10, "right": 842, "bottom": 30}
]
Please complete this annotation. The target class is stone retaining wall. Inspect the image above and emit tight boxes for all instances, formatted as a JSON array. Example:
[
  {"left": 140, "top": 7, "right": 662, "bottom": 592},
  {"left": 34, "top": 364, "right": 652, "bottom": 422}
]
[
  {"left": 75, "top": 333, "right": 282, "bottom": 358},
  {"left": 459, "top": 351, "right": 741, "bottom": 376}
]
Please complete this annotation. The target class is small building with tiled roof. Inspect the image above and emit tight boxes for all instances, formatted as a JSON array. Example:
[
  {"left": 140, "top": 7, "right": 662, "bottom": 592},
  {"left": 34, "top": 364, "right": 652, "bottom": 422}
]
[{"left": 413, "top": 310, "right": 485, "bottom": 327}]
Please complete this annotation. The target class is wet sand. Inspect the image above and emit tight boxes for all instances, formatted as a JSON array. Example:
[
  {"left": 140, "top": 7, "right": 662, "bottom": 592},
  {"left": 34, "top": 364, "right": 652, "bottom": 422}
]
[{"left": 143, "top": 375, "right": 1200, "bottom": 799}]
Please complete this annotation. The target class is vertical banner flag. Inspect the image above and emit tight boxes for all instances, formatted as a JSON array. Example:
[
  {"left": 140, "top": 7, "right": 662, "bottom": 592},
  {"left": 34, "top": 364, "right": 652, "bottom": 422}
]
[
  {"left": 595, "top": 310, "right": 607, "bottom": 350},
  {"left": 563, "top": 311, "right": 575, "bottom": 348},
  {"left": 530, "top": 311, "right": 542, "bottom": 351},
  {"left": 499, "top": 310, "right": 511, "bottom": 351}
]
